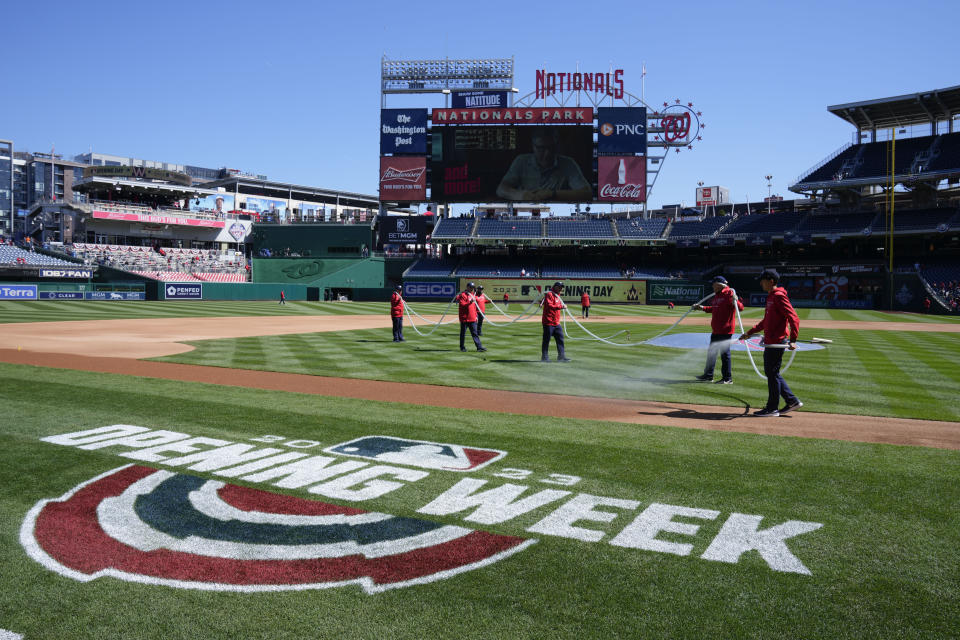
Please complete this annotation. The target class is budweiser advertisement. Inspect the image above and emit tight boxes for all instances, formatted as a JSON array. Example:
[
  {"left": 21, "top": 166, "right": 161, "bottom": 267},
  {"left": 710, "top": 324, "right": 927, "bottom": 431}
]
[
  {"left": 597, "top": 156, "right": 646, "bottom": 202},
  {"left": 379, "top": 157, "right": 426, "bottom": 202}
]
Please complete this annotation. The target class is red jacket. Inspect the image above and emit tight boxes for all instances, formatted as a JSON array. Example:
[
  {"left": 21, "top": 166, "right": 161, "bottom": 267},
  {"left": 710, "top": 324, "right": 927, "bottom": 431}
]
[
  {"left": 581, "top": 292, "right": 590, "bottom": 307},
  {"left": 390, "top": 292, "right": 404, "bottom": 318},
  {"left": 702, "top": 286, "right": 744, "bottom": 334},
  {"left": 475, "top": 293, "right": 489, "bottom": 313},
  {"left": 541, "top": 290, "right": 565, "bottom": 326},
  {"left": 457, "top": 291, "right": 478, "bottom": 322},
  {"left": 747, "top": 286, "right": 799, "bottom": 343}
]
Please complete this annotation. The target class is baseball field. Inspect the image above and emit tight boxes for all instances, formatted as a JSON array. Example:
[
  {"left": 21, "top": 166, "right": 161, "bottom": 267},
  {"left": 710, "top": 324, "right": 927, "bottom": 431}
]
[{"left": 1, "top": 300, "right": 959, "bottom": 639}]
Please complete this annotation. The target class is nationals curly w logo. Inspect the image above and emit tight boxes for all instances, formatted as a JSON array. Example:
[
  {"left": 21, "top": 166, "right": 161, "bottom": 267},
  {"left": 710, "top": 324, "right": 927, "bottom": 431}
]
[{"left": 20, "top": 466, "right": 533, "bottom": 593}]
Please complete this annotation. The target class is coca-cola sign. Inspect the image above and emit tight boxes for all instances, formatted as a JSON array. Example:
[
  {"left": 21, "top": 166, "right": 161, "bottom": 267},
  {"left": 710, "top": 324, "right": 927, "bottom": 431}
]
[
  {"left": 379, "top": 157, "right": 426, "bottom": 202},
  {"left": 597, "top": 156, "right": 646, "bottom": 202}
]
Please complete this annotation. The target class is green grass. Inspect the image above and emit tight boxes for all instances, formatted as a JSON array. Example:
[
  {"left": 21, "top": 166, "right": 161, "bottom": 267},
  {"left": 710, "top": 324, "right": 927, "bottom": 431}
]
[
  {"left": 1, "top": 363, "right": 958, "bottom": 639},
  {"left": 152, "top": 317, "right": 960, "bottom": 422},
  {"left": 2, "top": 299, "right": 959, "bottom": 324}
]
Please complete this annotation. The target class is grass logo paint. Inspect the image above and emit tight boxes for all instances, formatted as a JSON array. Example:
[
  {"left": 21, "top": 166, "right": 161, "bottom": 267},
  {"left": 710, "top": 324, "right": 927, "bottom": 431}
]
[
  {"left": 325, "top": 436, "right": 506, "bottom": 472},
  {"left": 20, "top": 465, "right": 534, "bottom": 593}
]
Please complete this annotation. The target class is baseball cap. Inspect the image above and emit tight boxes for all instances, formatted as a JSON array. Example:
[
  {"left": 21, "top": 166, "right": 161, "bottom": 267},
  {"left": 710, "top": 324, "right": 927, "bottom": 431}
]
[
  {"left": 215, "top": 195, "right": 224, "bottom": 200},
  {"left": 476, "top": 285, "right": 484, "bottom": 290},
  {"left": 759, "top": 269, "right": 780, "bottom": 281},
  {"left": 711, "top": 275, "right": 727, "bottom": 284},
  {"left": 553, "top": 281, "right": 564, "bottom": 288},
  {"left": 467, "top": 282, "right": 475, "bottom": 288},
  {"left": 395, "top": 284, "right": 402, "bottom": 290}
]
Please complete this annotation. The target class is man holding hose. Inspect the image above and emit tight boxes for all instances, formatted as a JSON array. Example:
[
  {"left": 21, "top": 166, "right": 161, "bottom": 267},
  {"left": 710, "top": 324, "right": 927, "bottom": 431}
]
[
  {"left": 738, "top": 269, "right": 802, "bottom": 417},
  {"left": 693, "top": 275, "right": 743, "bottom": 384}
]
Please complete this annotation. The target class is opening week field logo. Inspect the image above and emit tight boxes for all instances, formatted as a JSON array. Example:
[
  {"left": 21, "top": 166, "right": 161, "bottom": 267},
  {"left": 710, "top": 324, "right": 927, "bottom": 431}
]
[{"left": 23, "top": 425, "right": 824, "bottom": 594}]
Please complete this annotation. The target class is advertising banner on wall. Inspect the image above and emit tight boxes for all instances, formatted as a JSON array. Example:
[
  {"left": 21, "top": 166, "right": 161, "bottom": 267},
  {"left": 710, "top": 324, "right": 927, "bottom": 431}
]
[
  {"left": 457, "top": 278, "right": 646, "bottom": 304},
  {"left": 39, "top": 291, "right": 85, "bottom": 299},
  {"left": 92, "top": 211, "right": 226, "bottom": 229},
  {"left": 40, "top": 268, "right": 93, "bottom": 278},
  {"left": 647, "top": 282, "right": 704, "bottom": 304},
  {"left": 451, "top": 91, "right": 509, "bottom": 109},
  {"left": 0, "top": 284, "right": 37, "bottom": 299},
  {"left": 380, "top": 109, "right": 428, "bottom": 154},
  {"left": 380, "top": 215, "right": 427, "bottom": 244},
  {"left": 244, "top": 197, "right": 288, "bottom": 222},
  {"left": 597, "top": 156, "right": 646, "bottom": 202},
  {"left": 432, "top": 125, "right": 593, "bottom": 203},
  {"left": 403, "top": 281, "right": 457, "bottom": 299},
  {"left": 163, "top": 283, "right": 203, "bottom": 300},
  {"left": 190, "top": 193, "right": 235, "bottom": 215},
  {"left": 85, "top": 291, "right": 146, "bottom": 301},
  {"left": 432, "top": 107, "right": 592, "bottom": 125},
  {"left": 597, "top": 107, "right": 647, "bottom": 154},
  {"left": 379, "top": 157, "right": 427, "bottom": 202}
]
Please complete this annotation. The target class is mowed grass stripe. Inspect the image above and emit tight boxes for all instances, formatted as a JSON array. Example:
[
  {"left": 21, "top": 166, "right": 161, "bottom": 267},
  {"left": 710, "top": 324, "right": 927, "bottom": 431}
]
[
  {"left": 843, "top": 333, "right": 941, "bottom": 419},
  {"left": 869, "top": 332, "right": 960, "bottom": 421}
]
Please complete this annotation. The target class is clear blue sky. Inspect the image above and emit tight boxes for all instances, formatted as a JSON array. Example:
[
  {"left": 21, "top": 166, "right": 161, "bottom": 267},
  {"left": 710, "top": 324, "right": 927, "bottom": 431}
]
[{"left": 2, "top": 0, "right": 957, "bottom": 212}]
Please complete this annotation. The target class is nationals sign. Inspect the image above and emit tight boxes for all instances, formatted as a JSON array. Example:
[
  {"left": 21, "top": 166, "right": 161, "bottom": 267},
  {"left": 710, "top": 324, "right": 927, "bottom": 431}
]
[
  {"left": 379, "top": 157, "right": 426, "bottom": 202},
  {"left": 432, "top": 108, "right": 592, "bottom": 125},
  {"left": 597, "top": 157, "right": 646, "bottom": 202}
]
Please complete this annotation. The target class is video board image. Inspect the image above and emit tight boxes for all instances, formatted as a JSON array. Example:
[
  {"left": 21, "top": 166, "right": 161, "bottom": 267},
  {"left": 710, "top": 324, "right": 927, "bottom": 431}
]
[{"left": 431, "top": 125, "right": 594, "bottom": 203}]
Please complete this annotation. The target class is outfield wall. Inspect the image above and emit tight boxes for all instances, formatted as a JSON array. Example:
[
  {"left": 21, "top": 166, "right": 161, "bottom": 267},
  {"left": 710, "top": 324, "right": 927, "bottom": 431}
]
[
  {"left": 457, "top": 278, "right": 646, "bottom": 304},
  {"left": 252, "top": 257, "right": 385, "bottom": 289}
]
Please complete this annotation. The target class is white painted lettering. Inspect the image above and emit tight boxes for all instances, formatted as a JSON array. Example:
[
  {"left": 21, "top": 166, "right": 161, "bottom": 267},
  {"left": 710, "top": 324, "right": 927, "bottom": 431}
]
[
  {"left": 418, "top": 479, "right": 569, "bottom": 525},
  {"left": 42, "top": 424, "right": 150, "bottom": 446},
  {"left": 78, "top": 430, "right": 191, "bottom": 452},
  {"left": 701, "top": 513, "right": 822, "bottom": 575},
  {"left": 160, "top": 444, "right": 287, "bottom": 471},
  {"left": 119, "top": 436, "right": 232, "bottom": 462},
  {"left": 609, "top": 503, "right": 720, "bottom": 556},
  {"left": 211, "top": 452, "right": 311, "bottom": 477},
  {"left": 528, "top": 493, "right": 640, "bottom": 542},
  {"left": 240, "top": 455, "right": 368, "bottom": 489},
  {"left": 309, "top": 465, "right": 429, "bottom": 501}
]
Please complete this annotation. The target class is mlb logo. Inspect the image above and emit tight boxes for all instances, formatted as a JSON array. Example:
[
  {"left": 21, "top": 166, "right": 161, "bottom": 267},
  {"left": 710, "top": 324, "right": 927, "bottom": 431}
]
[{"left": 325, "top": 436, "right": 506, "bottom": 472}]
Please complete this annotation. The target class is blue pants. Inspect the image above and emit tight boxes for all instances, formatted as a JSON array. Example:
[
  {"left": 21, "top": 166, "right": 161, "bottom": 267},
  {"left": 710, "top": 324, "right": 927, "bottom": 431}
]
[
  {"left": 763, "top": 346, "right": 799, "bottom": 411},
  {"left": 392, "top": 316, "right": 403, "bottom": 341},
  {"left": 542, "top": 324, "right": 566, "bottom": 359},
  {"left": 704, "top": 333, "right": 733, "bottom": 380},
  {"left": 477, "top": 315, "right": 484, "bottom": 335},
  {"left": 460, "top": 321, "right": 482, "bottom": 350}
]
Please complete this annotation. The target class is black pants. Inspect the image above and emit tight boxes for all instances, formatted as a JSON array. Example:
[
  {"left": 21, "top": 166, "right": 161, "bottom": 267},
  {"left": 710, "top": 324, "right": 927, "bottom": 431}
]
[
  {"left": 392, "top": 316, "right": 403, "bottom": 341},
  {"left": 582, "top": 305, "right": 590, "bottom": 318},
  {"left": 477, "top": 314, "right": 484, "bottom": 335},
  {"left": 763, "top": 346, "right": 799, "bottom": 411},
  {"left": 460, "top": 321, "right": 482, "bottom": 350},
  {"left": 704, "top": 333, "right": 733, "bottom": 380},
  {"left": 542, "top": 324, "right": 566, "bottom": 359}
]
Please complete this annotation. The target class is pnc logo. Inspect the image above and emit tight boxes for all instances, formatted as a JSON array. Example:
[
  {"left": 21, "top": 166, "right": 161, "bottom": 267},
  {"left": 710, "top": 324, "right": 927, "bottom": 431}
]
[{"left": 600, "top": 122, "right": 644, "bottom": 137}]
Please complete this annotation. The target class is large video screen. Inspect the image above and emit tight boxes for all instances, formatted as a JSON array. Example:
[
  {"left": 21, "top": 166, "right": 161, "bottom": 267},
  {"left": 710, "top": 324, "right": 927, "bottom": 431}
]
[{"left": 431, "top": 125, "right": 594, "bottom": 203}]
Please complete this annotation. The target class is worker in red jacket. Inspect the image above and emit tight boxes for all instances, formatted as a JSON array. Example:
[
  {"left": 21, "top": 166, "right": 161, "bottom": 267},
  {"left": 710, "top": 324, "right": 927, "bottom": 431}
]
[
  {"left": 580, "top": 290, "right": 591, "bottom": 318},
  {"left": 739, "top": 269, "right": 802, "bottom": 417},
  {"left": 475, "top": 285, "right": 491, "bottom": 335},
  {"left": 540, "top": 281, "right": 570, "bottom": 362},
  {"left": 390, "top": 284, "right": 405, "bottom": 342},
  {"left": 694, "top": 275, "right": 744, "bottom": 384},
  {"left": 456, "top": 282, "right": 485, "bottom": 352}
]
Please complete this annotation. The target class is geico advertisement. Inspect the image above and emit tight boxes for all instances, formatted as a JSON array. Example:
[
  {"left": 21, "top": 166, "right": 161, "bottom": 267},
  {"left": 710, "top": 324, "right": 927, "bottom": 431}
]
[{"left": 458, "top": 278, "right": 646, "bottom": 304}]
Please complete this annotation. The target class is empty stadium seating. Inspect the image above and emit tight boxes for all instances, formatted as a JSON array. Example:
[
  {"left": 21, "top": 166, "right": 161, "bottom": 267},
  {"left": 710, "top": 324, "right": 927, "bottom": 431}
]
[
  {"left": 615, "top": 218, "right": 668, "bottom": 238},
  {"left": 719, "top": 212, "right": 805, "bottom": 236},
  {"left": 870, "top": 208, "right": 958, "bottom": 232},
  {"left": 0, "top": 245, "right": 77, "bottom": 267},
  {"left": 69, "top": 243, "right": 248, "bottom": 281},
  {"left": 540, "top": 262, "right": 621, "bottom": 278},
  {"left": 797, "top": 211, "right": 878, "bottom": 235},
  {"left": 431, "top": 218, "right": 475, "bottom": 238},
  {"left": 546, "top": 219, "right": 614, "bottom": 238},
  {"left": 668, "top": 216, "right": 731, "bottom": 238},
  {"left": 405, "top": 257, "right": 460, "bottom": 277},
  {"left": 476, "top": 219, "right": 542, "bottom": 238}
]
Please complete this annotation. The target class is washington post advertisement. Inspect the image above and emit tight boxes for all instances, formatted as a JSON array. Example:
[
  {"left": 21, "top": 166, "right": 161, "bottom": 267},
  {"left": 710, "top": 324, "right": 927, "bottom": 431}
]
[
  {"left": 380, "top": 109, "right": 428, "bottom": 154},
  {"left": 431, "top": 125, "right": 593, "bottom": 203}
]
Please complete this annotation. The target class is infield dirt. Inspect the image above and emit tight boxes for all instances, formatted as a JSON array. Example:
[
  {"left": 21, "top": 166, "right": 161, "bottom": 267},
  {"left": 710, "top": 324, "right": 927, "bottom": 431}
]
[{"left": 1, "top": 315, "right": 958, "bottom": 450}]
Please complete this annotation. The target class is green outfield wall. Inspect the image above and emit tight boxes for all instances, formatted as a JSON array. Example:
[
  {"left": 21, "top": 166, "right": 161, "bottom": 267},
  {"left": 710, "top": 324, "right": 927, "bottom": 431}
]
[{"left": 252, "top": 257, "right": 385, "bottom": 289}]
